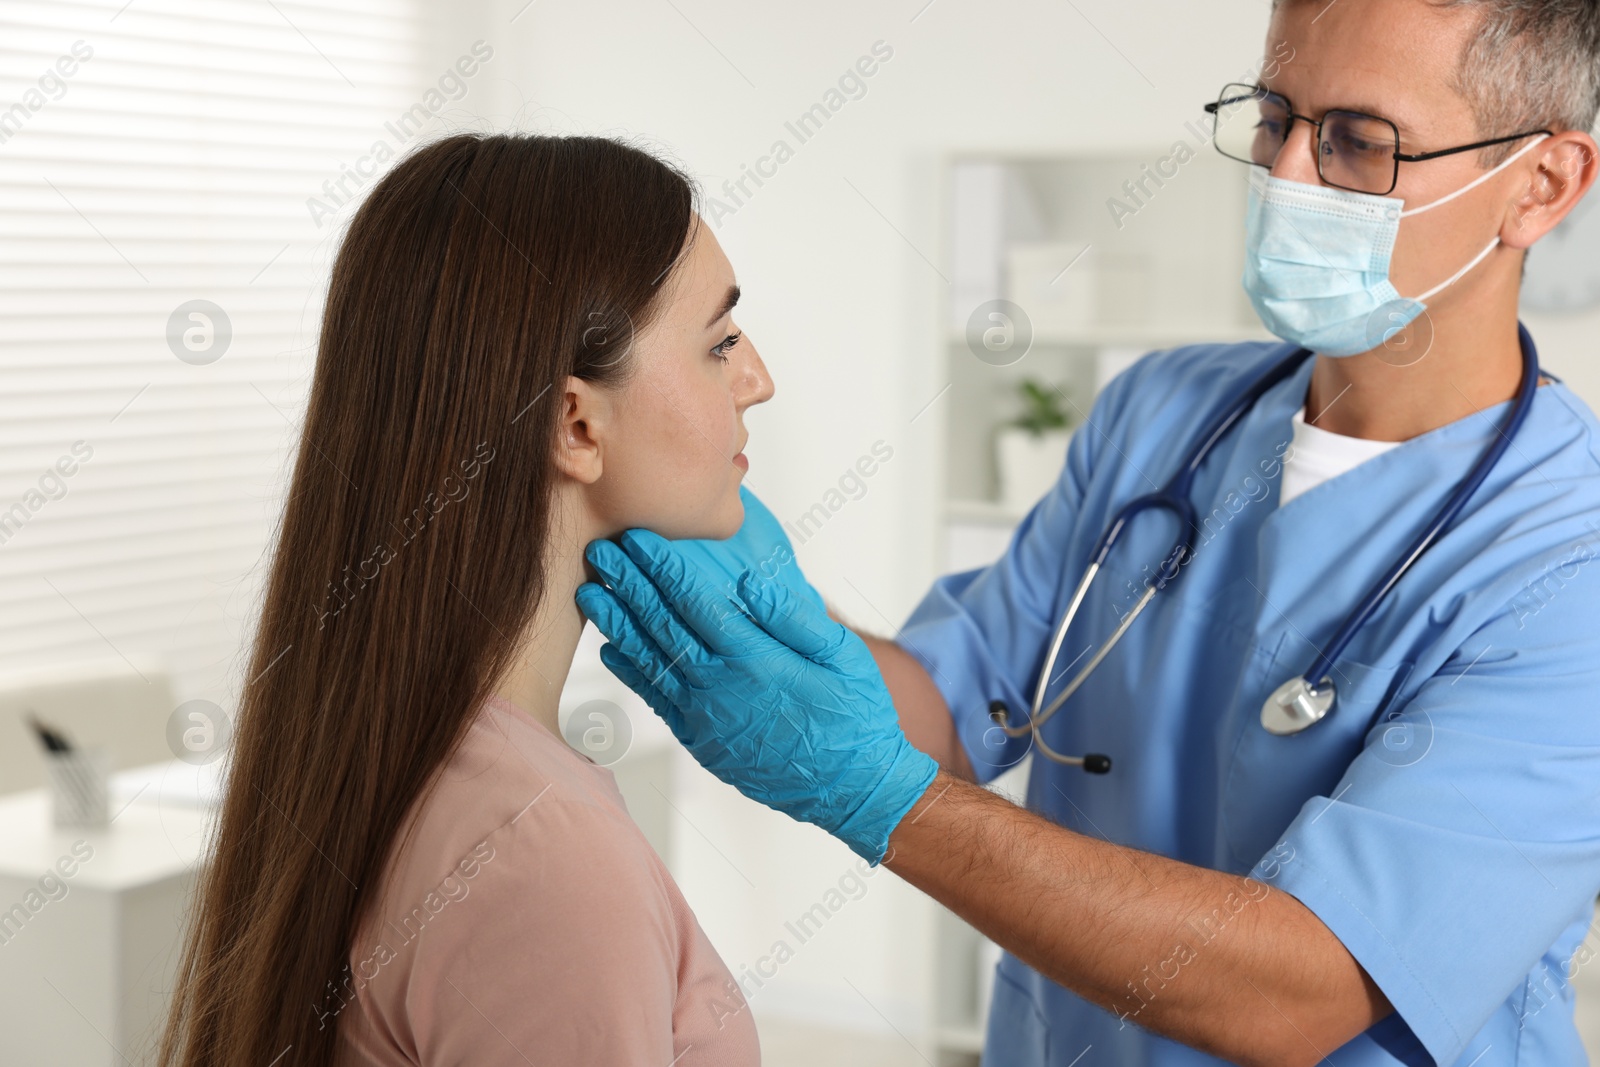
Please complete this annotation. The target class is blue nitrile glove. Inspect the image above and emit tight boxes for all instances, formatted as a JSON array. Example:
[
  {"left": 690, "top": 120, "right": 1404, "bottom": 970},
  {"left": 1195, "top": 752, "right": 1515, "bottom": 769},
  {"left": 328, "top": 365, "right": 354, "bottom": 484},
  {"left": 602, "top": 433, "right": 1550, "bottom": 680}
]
[
  {"left": 674, "top": 486, "right": 826, "bottom": 613},
  {"left": 575, "top": 529, "right": 938, "bottom": 865}
]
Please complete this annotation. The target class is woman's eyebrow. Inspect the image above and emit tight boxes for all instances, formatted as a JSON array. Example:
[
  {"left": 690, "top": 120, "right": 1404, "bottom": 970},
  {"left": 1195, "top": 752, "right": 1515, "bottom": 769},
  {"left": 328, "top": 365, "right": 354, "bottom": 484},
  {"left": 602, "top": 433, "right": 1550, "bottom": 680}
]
[{"left": 705, "top": 284, "right": 740, "bottom": 329}]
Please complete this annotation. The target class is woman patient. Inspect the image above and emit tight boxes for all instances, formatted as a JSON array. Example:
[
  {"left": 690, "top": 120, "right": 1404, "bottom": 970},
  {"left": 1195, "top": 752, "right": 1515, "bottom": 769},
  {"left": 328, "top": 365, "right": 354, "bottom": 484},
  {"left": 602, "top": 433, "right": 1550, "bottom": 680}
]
[{"left": 158, "top": 134, "right": 771, "bottom": 1066}]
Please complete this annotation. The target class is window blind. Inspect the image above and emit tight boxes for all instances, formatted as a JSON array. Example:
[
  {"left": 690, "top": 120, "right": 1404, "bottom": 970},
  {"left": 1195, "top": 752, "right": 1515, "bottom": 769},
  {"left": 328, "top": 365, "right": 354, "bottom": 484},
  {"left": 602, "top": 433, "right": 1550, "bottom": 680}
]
[{"left": 0, "top": 0, "right": 430, "bottom": 705}]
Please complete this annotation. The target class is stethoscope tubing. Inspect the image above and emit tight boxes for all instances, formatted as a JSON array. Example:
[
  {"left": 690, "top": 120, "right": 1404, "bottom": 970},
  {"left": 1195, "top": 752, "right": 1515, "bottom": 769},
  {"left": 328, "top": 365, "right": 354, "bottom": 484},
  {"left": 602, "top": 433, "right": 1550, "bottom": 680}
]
[
  {"left": 1004, "top": 326, "right": 1540, "bottom": 762},
  {"left": 1027, "top": 342, "right": 1317, "bottom": 727},
  {"left": 1298, "top": 322, "right": 1539, "bottom": 687}
]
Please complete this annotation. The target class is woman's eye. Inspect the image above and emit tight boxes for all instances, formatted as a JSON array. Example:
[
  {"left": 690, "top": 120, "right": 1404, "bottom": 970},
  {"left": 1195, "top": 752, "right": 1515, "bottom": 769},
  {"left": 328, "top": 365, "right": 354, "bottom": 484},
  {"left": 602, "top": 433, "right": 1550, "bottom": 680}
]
[{"left": 712, "top": 332, "right": 741, "bottom": 360}]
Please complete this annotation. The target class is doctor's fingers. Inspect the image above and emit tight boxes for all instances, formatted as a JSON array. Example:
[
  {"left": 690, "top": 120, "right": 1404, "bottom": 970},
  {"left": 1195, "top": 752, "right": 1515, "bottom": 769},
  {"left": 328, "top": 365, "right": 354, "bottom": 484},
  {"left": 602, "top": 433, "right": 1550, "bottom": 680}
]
[
  {"left": 597, "top": 642, "right": 693, "bottom": 745},
  {"left": 585, "top": 539, "right": 718, "bottom": 668},
  {"left": 616, "top": 529, "right": 778, "bottom": 658},
  {"left": 577, "top": 583, "right": 697, "bottom": 703},
  {"left": 736, "top": 571, "right": 849, "bottom": 663}
]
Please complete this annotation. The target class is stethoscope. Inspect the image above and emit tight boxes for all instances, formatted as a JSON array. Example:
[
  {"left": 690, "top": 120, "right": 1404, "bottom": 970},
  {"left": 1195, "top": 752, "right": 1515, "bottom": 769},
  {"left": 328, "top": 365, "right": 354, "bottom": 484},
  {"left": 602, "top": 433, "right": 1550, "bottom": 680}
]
[{"left": 990, "top": 324, "right": 1540, "bottom": 771}]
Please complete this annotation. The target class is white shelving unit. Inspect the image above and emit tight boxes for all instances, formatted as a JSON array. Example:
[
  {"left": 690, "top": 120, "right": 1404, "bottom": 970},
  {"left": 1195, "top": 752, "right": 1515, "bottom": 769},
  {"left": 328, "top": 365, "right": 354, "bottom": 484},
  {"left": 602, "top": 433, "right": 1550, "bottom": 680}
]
[
  {"left": 929, "top": 148, "right": 1272, "bottom": 1065},
  {"left": 943, "top": 152, "right": 1273, "bottom": 513}
]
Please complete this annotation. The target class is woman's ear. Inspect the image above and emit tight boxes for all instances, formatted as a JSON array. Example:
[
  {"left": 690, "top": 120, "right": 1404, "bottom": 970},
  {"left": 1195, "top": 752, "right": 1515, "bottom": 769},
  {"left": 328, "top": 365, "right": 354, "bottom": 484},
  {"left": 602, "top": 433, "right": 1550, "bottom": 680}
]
[{"left": 552, "top": 375, "right": 609, "bottom": 485}]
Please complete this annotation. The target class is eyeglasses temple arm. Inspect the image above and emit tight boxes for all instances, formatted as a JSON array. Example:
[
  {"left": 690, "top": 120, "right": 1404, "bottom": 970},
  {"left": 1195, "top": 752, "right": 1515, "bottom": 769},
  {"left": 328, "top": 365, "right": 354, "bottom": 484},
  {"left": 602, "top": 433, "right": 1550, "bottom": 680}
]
[{"left": 1395, "top": 129, "right": 1553, "bottom": 163}]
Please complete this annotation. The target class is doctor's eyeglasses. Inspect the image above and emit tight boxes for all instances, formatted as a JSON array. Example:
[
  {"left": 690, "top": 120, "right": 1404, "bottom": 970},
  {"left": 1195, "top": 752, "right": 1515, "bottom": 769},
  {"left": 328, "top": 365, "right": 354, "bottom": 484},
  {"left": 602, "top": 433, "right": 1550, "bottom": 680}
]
[{"left": 1204, "top": 82, "right": 1551, "bottom": 196}]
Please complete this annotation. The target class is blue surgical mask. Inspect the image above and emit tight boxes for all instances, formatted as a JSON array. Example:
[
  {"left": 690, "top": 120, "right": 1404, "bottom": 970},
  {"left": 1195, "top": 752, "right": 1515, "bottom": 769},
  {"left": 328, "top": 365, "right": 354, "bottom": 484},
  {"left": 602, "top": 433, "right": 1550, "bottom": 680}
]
[{"left": 1242, "top": 135, "right": 1548, "bottom": 357}]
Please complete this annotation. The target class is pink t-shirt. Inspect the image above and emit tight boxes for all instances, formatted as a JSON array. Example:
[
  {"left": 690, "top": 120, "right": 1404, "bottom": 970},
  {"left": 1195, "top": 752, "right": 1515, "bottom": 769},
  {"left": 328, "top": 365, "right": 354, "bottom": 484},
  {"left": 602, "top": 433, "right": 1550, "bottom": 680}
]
[{"left": 335, "top": 694, "right": 760, "bottom": 1066}]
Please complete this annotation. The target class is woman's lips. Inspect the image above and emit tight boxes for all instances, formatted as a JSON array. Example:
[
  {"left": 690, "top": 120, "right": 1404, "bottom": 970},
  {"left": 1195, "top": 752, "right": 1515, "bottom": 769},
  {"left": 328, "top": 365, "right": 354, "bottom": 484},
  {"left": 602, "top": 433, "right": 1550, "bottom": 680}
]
[{"left": 732, "top": 452, "right": 749, "bottom": 472}]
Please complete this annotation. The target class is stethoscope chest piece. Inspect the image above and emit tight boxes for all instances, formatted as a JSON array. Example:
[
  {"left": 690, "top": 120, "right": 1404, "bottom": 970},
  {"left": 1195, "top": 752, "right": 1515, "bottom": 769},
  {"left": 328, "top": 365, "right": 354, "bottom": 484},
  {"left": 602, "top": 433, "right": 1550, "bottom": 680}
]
[{"left": 1261, "top": 676, "right": 1336, "bottom": 735}]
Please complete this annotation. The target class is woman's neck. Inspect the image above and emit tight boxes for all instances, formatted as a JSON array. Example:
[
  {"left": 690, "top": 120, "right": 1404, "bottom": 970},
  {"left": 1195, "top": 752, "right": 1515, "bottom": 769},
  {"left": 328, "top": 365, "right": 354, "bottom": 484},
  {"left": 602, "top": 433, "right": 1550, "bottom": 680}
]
[{"left": 491, "top": 492, "right": 595, "bottom": 740}]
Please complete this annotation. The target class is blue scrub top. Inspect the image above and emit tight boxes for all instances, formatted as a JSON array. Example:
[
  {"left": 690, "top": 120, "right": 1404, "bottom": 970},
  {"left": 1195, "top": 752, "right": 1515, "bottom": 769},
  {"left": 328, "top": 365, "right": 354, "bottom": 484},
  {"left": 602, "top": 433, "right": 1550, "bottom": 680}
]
[{"left": 900, "top": 339, "right": 1600, "bottom": 1067}]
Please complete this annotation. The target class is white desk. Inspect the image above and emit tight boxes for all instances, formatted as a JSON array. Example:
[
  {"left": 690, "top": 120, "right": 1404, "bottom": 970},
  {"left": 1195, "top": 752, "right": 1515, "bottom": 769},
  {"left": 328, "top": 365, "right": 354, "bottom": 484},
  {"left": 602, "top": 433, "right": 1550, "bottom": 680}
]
[{"left": 0, "top": 762, "right": 216, "bottom": 1067}]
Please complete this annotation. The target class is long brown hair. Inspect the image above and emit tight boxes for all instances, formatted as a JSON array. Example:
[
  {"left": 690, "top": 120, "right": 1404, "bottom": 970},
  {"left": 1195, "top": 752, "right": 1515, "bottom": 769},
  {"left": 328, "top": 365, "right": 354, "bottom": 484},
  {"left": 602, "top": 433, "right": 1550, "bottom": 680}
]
[{"left": 157, "top": 133, "right": 694, "bottom": 1067}]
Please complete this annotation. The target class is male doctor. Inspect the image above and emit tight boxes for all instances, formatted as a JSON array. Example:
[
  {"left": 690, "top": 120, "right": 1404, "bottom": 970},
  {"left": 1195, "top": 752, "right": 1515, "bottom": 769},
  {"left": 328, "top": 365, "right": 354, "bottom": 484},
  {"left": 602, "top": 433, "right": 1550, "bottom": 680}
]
[{"left": 577, "top": 1, "right": 1600, "bottom": 1063}]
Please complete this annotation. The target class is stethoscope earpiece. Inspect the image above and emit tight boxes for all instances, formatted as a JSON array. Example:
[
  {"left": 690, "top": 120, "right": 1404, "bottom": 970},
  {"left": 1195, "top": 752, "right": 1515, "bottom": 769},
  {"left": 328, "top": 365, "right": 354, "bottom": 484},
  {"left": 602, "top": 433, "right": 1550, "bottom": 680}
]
[{"left": 990, "top": 700, "right": 1113, "bottom": 774}]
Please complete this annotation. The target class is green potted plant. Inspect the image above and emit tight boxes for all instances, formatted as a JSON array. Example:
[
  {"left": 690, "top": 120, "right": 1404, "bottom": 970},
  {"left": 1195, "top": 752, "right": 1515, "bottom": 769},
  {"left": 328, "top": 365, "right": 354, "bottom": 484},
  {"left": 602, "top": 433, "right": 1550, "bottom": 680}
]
[{"left": 996, "top": 379, "right": 1074, "bottom": 512}]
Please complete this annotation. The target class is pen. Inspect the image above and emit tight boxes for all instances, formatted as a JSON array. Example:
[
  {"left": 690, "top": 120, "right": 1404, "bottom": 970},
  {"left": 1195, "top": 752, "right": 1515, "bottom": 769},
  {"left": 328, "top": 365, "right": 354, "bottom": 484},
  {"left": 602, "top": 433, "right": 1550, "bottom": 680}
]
[{"left": 27, "top": 713, "right": 73, "bottom": 753}]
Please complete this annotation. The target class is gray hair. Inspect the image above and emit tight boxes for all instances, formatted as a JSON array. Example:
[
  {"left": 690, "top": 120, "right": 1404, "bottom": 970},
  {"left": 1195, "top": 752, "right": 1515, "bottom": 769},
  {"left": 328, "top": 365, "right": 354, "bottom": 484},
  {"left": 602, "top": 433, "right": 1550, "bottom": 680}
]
[
  {"left": 1276, "top": 0, "right": 1600, "bottom": 162},
  {"left": 1438, "top": 0, "right": 1600, "bottom": 161}
]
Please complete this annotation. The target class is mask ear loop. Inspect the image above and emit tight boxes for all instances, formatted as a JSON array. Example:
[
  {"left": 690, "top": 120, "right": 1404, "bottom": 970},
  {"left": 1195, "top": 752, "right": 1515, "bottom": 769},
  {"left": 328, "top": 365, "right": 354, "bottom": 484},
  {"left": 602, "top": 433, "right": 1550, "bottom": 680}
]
[
  {"left": 1400, "top": 133, "right": 1550, "bottom": 218},
  {"left": 1399, "top": 134, "right": 1550, "bottom": 302},
  {"left": 1413, "top": 236, "right": 1503, "bottom": 301}
]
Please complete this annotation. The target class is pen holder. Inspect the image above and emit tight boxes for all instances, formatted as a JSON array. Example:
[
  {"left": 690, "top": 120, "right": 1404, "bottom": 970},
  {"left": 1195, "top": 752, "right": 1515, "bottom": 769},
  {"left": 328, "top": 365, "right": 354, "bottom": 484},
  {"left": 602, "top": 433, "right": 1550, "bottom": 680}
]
[{"left": 45, "top": 746, "right": 110, "bottom": 829}]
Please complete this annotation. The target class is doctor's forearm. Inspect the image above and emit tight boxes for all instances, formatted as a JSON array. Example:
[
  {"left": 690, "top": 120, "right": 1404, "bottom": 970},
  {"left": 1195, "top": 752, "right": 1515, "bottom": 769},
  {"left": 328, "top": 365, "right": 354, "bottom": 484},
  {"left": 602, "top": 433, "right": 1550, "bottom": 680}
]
[
  {"left": 853, "top": 631, "right": 976, "bottom": 779},
  {"left": 883, "top": 771, "right": 1392, "bottom": 1067}
]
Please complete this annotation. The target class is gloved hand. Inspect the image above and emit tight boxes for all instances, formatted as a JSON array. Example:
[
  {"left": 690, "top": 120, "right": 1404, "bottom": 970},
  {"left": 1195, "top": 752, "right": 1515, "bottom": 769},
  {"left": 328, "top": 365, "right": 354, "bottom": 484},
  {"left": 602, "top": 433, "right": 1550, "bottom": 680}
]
[
  {"left": 674, "top": 486, "right": 826, "bottom": 613},
  {"left": 576, "top": 529, "right": 938, "bottom": 865}
]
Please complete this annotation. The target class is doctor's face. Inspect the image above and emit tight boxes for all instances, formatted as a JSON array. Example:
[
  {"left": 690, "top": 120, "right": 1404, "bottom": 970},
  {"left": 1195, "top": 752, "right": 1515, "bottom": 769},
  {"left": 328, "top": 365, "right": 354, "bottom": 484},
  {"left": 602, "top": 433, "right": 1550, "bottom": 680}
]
[
  {"left": 587, "top": 218, "right": 774, "bottom": 541},
  {"left": 1262, "top": 0, "right": 1537, "bottom": 313}
]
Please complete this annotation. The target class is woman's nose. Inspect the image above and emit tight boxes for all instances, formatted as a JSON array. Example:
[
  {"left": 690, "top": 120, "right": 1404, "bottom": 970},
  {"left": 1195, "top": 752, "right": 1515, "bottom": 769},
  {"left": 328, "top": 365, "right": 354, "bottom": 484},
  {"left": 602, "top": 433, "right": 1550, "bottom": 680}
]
[{"left": 733, "top": 336, "right": 775, "bottom": 409}]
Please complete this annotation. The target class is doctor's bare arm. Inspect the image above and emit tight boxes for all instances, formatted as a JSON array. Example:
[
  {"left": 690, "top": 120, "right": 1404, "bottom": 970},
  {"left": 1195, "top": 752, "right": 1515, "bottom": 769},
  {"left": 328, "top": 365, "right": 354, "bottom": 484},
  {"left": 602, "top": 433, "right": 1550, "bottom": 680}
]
[
  {"left": 846, "top": 613, "right": 1387, "bottom": 1061},
  {"left": 883, "top": 769, "right": 1392, "bottom": 1067},
  {"left": 852, "top": 630, "right": 977, "bottom": 780}
]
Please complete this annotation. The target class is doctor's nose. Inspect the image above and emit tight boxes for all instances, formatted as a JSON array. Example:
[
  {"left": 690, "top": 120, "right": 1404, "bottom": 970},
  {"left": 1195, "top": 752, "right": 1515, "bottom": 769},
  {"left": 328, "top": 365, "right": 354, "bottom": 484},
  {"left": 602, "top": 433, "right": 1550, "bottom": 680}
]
[{"left": 1271, "top": 116, "right": 1323, "bottom": 186}]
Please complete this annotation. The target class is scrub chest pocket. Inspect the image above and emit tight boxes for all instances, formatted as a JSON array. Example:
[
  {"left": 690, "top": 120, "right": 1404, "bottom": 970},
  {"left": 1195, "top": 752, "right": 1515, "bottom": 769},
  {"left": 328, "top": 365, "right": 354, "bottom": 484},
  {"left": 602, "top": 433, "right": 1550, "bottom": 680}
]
[{"left": 1222, "top": 648, "right": 1415, "bottom": 870}]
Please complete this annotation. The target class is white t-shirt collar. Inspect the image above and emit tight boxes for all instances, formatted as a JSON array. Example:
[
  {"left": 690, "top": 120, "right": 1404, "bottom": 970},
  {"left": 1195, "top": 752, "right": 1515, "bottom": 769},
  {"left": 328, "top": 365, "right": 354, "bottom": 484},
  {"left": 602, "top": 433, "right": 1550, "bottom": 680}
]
[{"left": 1278, "top": 407, "right": 1404, "bottom": 507}]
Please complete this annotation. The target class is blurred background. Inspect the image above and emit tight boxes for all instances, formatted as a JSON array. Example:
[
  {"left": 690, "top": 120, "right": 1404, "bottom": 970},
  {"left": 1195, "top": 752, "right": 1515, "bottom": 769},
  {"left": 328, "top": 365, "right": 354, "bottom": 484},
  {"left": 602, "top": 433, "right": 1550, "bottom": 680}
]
[{"left": 3, "top": 1, "right": 1599, "bottom": 1063}]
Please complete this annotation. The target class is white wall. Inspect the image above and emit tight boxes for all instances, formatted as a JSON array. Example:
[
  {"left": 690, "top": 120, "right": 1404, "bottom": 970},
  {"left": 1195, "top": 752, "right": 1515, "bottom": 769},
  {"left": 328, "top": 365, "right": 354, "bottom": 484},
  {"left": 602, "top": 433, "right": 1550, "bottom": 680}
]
[{"left": 1525, "top": 310, "right": 1600, "bottom": 398}]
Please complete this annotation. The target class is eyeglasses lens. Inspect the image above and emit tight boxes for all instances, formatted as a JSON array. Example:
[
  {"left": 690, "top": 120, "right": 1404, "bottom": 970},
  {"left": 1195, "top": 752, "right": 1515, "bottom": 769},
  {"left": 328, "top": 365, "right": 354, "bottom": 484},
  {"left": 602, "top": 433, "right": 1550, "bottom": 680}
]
[
  {"left": 1318, "top": 110, "right": 1400, "bottom": 194},
  {"left": 1212, "top": 86, "right": 1400, "bottom": 194},
  {"left": 1213, "top": 85, "right": 1288, "bottom": 168}
]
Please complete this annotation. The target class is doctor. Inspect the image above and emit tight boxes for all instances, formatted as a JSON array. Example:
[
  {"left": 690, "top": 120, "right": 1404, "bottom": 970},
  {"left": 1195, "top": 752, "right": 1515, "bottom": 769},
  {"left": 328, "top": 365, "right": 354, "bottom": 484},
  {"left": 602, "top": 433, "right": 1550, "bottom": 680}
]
[{"left": 577, "top": 1, "right": 1600, "bottom": 1064}]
